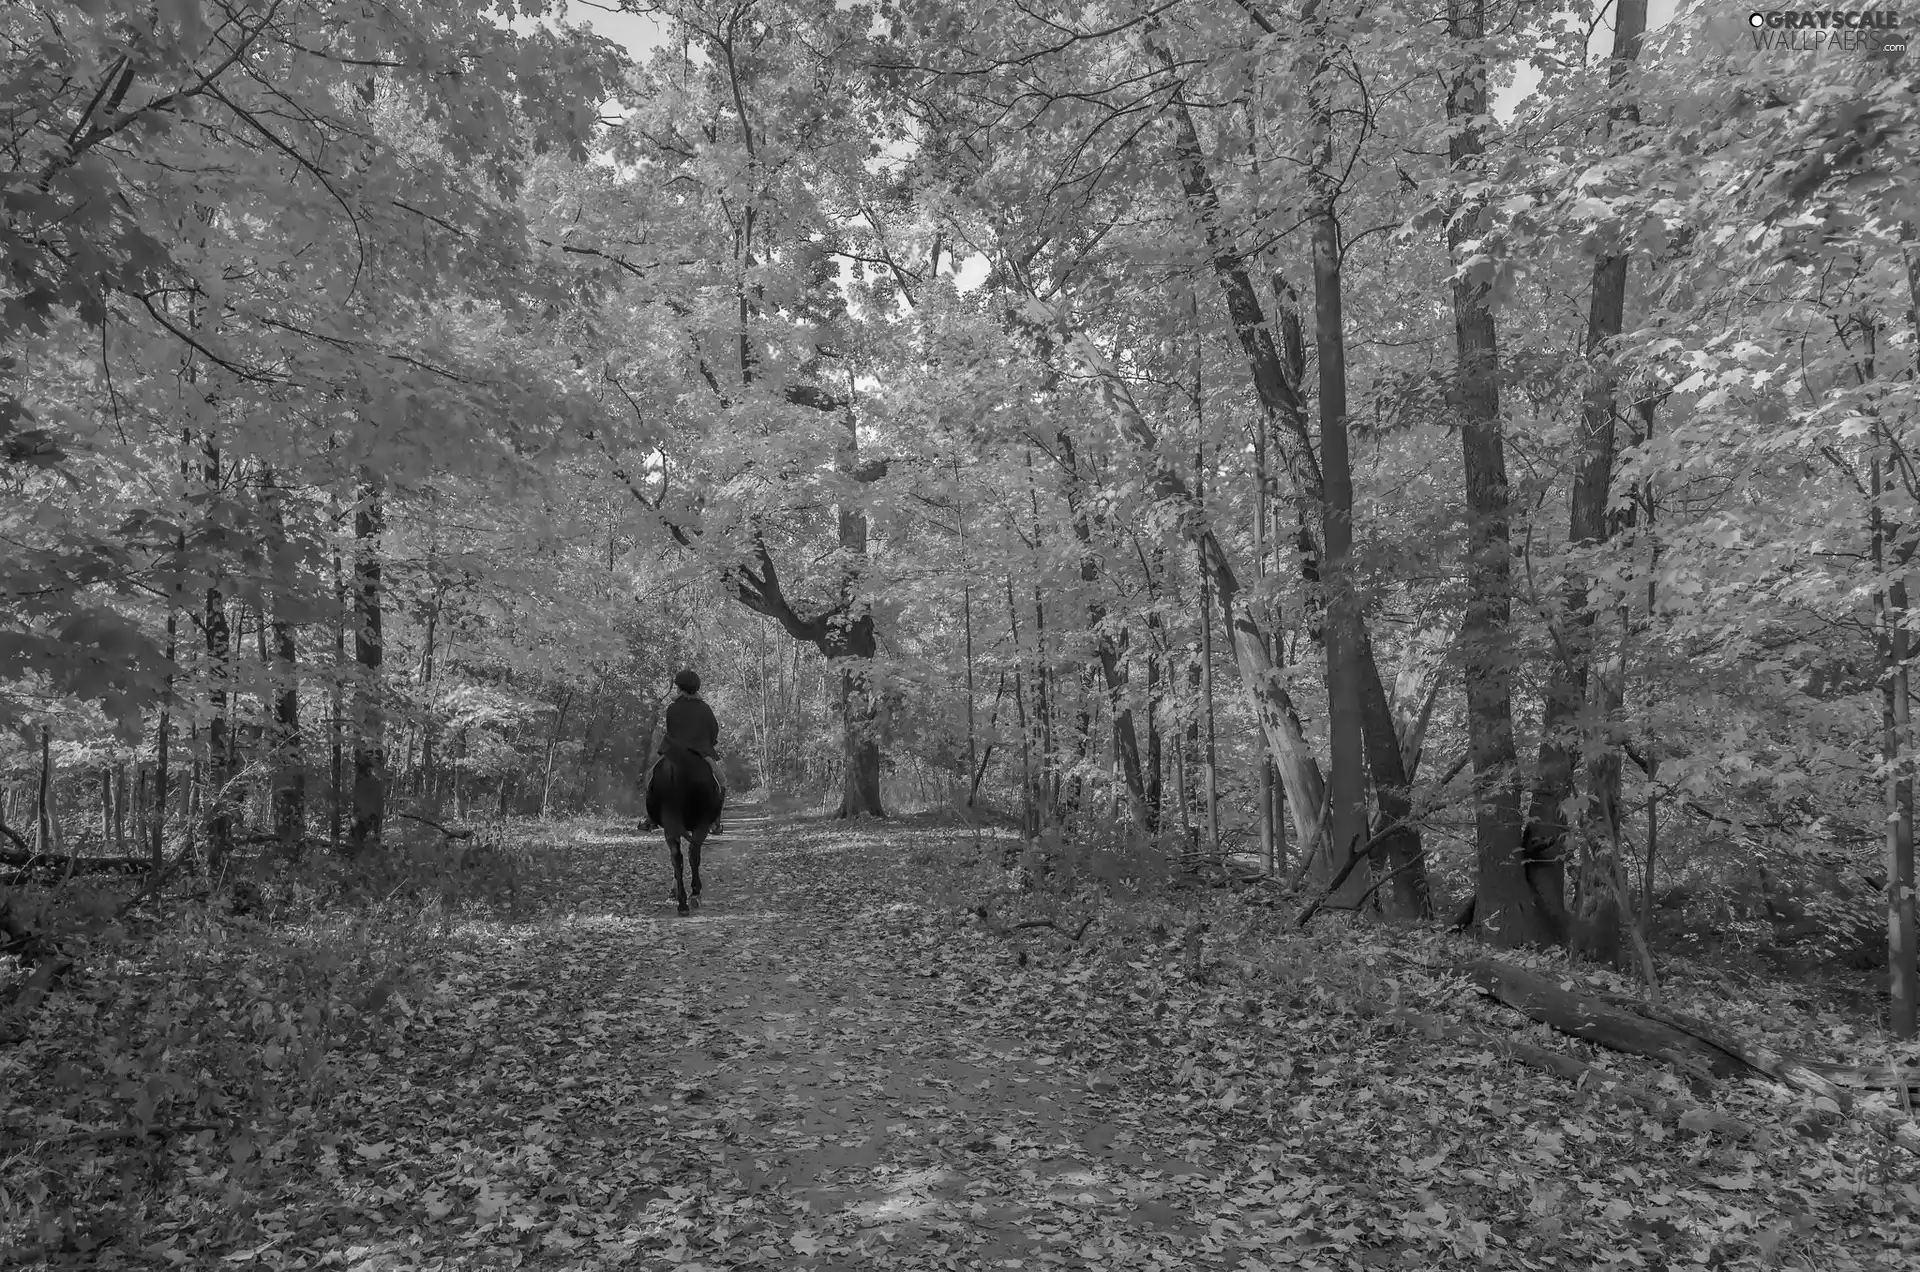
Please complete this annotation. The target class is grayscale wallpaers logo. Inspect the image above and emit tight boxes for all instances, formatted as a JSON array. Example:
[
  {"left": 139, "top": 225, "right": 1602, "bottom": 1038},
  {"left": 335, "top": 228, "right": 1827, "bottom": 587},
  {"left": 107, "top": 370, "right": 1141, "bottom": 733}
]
[{"left": 1747, "top": 9, "right": 1908, "bottom": 51}]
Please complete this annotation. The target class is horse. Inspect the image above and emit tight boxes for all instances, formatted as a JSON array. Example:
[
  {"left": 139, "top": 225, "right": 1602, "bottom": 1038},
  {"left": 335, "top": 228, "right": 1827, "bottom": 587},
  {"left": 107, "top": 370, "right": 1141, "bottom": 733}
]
[{"left": 645, "top": 737, "right": 723, "bottom": 915}]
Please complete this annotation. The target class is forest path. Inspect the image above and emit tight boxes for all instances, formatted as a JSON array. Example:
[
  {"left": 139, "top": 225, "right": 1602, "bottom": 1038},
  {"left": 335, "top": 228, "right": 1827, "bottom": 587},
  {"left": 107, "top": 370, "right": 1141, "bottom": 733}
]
[{"left": 324, "top": 811, "right": 1298, "bottom": 1271}]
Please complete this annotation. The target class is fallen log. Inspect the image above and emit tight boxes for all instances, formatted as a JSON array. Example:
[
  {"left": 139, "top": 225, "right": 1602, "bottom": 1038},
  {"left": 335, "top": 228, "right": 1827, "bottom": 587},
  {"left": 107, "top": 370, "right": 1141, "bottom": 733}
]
[
  {"left": 1625, "top": 1002, "right": 1920, "bottom": 1155},
  {"left": 393, "top": 811, "right": 474, "bottom": 841},
  {"left": 1798, "top": 1058, "right": 1920, "bottom": 1096},
  {"left": 1356, "top": 998, "right": 1750, "bottom": 1139},
  {"left": 1466, "top": 958, "right": 1750, "bottom": 1082},
  {"left": 0, "top": 849, "right": 154, "bottom": 875}
]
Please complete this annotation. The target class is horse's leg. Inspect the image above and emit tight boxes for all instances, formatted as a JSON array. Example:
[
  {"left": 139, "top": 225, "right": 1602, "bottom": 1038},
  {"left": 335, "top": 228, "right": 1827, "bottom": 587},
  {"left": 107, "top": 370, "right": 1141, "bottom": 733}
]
[
  {"left": 669, "top": 833, "right": 689, "bottom": 915},
  {"left": 689, "top": 834, "right": 703, "bottom": 902}
]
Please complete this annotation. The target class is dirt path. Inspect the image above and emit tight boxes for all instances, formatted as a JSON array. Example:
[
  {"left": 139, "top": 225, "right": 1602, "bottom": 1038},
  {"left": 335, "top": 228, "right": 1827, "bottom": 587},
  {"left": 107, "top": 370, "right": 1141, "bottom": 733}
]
[
  {"left": 13, "top": 811, "right": 1910, "bottom": 1269},
  {"left": 315, "top": 812, "right": 1288, "bottom": 1271}
]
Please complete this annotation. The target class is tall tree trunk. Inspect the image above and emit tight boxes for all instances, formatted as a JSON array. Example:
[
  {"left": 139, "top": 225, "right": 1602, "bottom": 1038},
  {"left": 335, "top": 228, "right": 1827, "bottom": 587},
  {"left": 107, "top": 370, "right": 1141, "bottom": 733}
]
[
  {"left": 203, "top": 443, "right": 234, "bottom": 866},
  {"left": 262, "top": 469, "right": 305, "bottom": 854},
  {"left": 150, "top": 609, "right": 176, "bottom": 864},
  {"left": 1009, "top": 577, "right": 1036, "bottom": 835},
  {"left": 1358, "top": 629, "right": 1431, "bottom": 916},
  {"left": 330, "top": 527, "right": 345, "bottom": 853},
  {"left": 541, "top": 688, "right": 574, "bottom": 820},
  {"left": 1888, "top": 568, "right": 1916, "bottom": 1039},
  {"left": 1449, "top": 0, "right": 1555, "bottom": 947},
  {"left": 115, "top": 762, "right": 128, "bottom": 850},
  {"left": 1254, "top": 417, "right": 1277, "bottom": 871},
  {"left": 1145, "top": 613, "right": 1165, "bottom": 832},
  {"left": 1087, "top": 362, "right": 1329, "bottom": 849},
  {"left": 1520, "top": 0, "right": 1649, "bottom": 946},
  {"left": 1197, "top": 445, "right": 1221, "bottom": 858},
  {"left": 34, "top": 724, "right": 51, "bottom": 855},
  {"left": 760, "top": 617, "right": 776, "bottom": 799},
  {"left": 1142, "top": 26, "right": 1412, "bottom": 879},
  {"left": 1877, "top": 444, "right": 1918, "bottom": 1038},
  {"left": 132, "top": 765, "right": 148, "bottom": 860},
  {"left": 834, "top": 617, "right": 886, "bottom": 818},
  {"left": 416, "top": 581, "right": 443, "bottom": 798},
  {"left": 348, "top": 476, "right": 385, "bottom": 854},
  {"left": 1893, "top": 242, "right": 1920, "bottom": 1038},
  {"left": 831, "top": 398, "right": 886, "bottom": 819},
  {"left": 1304, "top": 45, "right": 1369, "bottom": 892}
]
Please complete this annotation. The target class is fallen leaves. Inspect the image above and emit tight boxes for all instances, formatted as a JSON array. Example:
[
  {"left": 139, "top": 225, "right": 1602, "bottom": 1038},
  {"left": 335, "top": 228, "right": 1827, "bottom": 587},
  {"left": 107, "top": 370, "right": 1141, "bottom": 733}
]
[{"left": 4, "top": 814, "right": 1919, "bottom": 1269}]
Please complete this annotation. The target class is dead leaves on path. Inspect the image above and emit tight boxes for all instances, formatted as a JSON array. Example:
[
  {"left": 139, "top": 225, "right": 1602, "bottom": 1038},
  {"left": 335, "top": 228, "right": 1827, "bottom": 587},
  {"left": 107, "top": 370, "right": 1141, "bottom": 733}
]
[{"left": 4, "top": 815, "right": 1920, "bottom": 1270}]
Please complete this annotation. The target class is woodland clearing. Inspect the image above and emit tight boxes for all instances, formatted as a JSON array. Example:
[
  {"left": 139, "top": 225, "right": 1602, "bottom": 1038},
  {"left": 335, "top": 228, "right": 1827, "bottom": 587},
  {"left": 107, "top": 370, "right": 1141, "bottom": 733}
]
[{"left": 4, "top": 810, "right": 1917, "bottom": 1272}]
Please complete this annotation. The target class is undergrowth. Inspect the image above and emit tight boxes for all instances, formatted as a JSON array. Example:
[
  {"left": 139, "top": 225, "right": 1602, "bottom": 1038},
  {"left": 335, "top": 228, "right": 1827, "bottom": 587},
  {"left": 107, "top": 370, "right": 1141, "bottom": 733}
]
[{"left": 0, "top": 819, "right": 562, "bottom": 1261}]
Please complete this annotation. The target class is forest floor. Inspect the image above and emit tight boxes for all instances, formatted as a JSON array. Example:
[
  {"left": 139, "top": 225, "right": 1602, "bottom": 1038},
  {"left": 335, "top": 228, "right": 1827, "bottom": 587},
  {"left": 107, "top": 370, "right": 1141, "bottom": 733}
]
[{"left": 4, "top": 810, "right": 1919, "bottom": 1270}]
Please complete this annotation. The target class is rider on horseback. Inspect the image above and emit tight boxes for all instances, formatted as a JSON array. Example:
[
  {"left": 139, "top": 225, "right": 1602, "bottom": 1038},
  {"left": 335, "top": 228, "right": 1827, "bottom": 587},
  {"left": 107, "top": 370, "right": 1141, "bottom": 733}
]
[{"left": 642, "top": 669, "right": 726, "bottom": 833}]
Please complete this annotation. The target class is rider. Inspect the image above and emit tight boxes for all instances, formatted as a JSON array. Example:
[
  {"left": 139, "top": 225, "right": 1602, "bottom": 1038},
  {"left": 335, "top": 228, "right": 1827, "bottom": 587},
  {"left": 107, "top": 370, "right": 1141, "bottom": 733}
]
[{"left": 642, "top": 669, "right": 726, "bottom": 833}]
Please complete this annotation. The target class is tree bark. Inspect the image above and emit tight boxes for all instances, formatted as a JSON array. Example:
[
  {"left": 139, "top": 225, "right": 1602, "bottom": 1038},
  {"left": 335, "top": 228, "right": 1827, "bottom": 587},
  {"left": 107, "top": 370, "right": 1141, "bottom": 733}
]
[
  {"left": 262, "top": 469, "right": 305, "bottom": 853},
  {"left": 1145, "top": 608, "right": 1166, "bottom": 832},
  {"left": 1197, "top": 444, "right": 1221, "bottom": 857},
  {"left": 1358, "top": 628, "right": 1431, "bottom": 917},
  {"left": 1084, "top": 359, "right": 1329, "bottom": 851},
  {"left": 541, "top": 688, "right": 574, "bottom": 820},
  {"left": 1449, "top": 0, "right": 1556, "bottom": 947},
  {"left": 1878, "top": 453, "right": 1917, "bottom": 1038},
  {"left": 151, "top": 612, "right": 175, "bottom": 864},
  {"left": 1521, "top": 0, "right": 1649, "bottom": 946},
  {"left": 834, "top": 615, "right": 885, "bottom": 817},
  {"left": 1467, "top": 958, "right": 1747, "bottom": 1080},
  {"left": 330, "top": 492, "right": 346, "bottom": 853},
  {"left": 1304, "top": 42, "right": 1369, "bottom": 893},
  {"left": 1058, "top": 434, "right": 1149, "bottom": 825},
  {"left": 34, "top": 724, "right": 51, "bottom": 855},
  {"left": 203, "top": 444, "right": 234, "bottom": 866},
  {"left": 348, "top": 476, "right": 385, "bottom": 854},
  {"left": 1143, "top": 25, "right": 1420, "bottom": 886}
]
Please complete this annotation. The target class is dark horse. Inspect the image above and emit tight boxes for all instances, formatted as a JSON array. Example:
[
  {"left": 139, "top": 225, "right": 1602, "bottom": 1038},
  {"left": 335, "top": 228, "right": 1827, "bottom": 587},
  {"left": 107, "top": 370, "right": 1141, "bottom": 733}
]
[{"left": 645, "top": 737, "right": 722, "bottom": 915}]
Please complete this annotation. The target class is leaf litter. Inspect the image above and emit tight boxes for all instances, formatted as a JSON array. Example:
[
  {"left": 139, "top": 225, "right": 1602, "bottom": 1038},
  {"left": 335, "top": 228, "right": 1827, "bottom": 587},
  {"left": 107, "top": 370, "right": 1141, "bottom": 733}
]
[{"left": 3, "top": 813, "right": 1918, "bottom": 1269}]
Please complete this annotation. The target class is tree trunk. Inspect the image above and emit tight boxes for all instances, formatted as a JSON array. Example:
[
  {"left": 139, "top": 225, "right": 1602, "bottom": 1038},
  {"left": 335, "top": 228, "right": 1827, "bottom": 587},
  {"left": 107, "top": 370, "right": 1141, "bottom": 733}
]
[
  {"left": 1032, "top": 579, "right": 1056, "bottom": 821},
  {"left": 760, "top": 616, "right": 776, "bottom": 800},
  {"left": 1358, "top": 628, "right": 1431, "bottom": 917},
  {"left": 1521, "top": 0, "right": 1649, "bottom": 945},
  {"left": 1450, "top": 0, "right": 1554, "bottom": 947},
  {"left": 1305, "top": 53, "right": 1369, "bottom": 893},
  {"left": 34, "top": 724, "right": 51, "bottom": 855},
  {"left": 1898, "top": 241, "right": 1920, "bottom": 1039},
  {"left": 1007, "top": 576, "right": 1036, "bottom": 835},
  {"left": 834, "top": 618, "right": 886, "bottom": 818},
  {"left": 1142, "top": 28, "right": 1414, "bottom": 879},
  {"left": 203, "top": 446, "right": 234, "bottom": 866},
  {"left": 541, "top": 688, "right": 574, "bottom": 821},
  {"left": 1145, "top": 616, "right": 1164, "bottom": 832},
  {"left": 330, "top": 496, "right": 346, "bottom": 853},
  {"left": 263, "top": 469, "right": 305, "bottom": 854},
  {"left": 348, "top": 476, "right": 385, "bottom": 854},
  {"left": 1081, "top": 353, "right": 1330, "bottom": 855},
  {"left": 151, "top": 613, "right": 175, "bottom": 863},
  {"left": 1254, "top": 392, "right": 1277, "bottom": 871},
  {"left": 1196, "top": 438, "right": 1221, "bottom": 857},
  {"left": 1878, "top": 451, "right": 1918, "bottom": 1038},
  {"left": 417, "top": 585, "right": 441, "bottom": 798}
]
